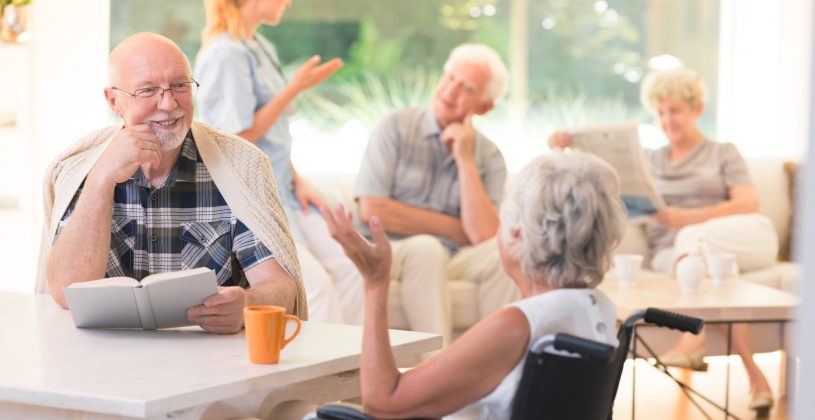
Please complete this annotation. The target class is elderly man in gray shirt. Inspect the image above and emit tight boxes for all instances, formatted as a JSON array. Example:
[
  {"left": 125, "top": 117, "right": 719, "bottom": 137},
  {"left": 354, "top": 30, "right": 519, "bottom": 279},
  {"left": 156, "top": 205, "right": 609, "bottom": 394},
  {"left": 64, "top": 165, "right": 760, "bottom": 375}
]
[{"left": 353, "top": 44, "right": 517, "bottom": 345}]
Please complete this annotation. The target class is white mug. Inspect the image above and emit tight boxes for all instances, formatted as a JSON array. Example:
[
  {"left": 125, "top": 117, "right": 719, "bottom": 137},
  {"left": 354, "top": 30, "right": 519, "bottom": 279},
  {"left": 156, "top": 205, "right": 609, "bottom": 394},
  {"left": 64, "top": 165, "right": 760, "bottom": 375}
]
[
  {"left": 676, "top": 256, "right": 705, "bottom": 293},
  {"left": 708, "top": 253, "right": 736, "bottom": 286},
  {"left": 613, "top": 254, "right": 644, "bottom": 288}
]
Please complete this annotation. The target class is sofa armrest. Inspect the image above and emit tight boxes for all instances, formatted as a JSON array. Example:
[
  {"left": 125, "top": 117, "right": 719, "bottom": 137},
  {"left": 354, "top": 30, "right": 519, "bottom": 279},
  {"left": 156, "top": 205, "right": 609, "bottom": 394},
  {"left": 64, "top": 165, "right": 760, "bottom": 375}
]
[{"left": 614, "top": 222, "right": 649, "bottom": 256}]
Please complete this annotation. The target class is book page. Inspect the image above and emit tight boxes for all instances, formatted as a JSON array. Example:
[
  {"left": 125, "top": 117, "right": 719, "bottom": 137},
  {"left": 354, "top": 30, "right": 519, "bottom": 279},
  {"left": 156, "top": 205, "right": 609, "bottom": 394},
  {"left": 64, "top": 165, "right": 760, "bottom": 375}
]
[
  {"left": 64, "top": 282, "right": 142, "bottom": 329},
  {"left": 145, "top": 268, "right": 218, "bottom": 329},
  {"left": 142, "top": 267, "right": 212, "bottom": 284},
  {"left": 566, "top": 122, "right": 665, "bottom": 219},
  {"left": 65, "top": 277, "right": 139, "bottom": 288}
]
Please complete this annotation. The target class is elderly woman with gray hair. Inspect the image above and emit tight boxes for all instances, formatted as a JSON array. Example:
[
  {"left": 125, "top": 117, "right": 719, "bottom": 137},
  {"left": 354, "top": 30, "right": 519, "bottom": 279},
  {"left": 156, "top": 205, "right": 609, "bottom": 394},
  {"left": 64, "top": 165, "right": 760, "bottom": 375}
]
[
  {"left": 549, "top": 66, "right": 776, "bottom": 411},
  {"left": 320, "top": 151, "right": 625, "bottom": 419}
]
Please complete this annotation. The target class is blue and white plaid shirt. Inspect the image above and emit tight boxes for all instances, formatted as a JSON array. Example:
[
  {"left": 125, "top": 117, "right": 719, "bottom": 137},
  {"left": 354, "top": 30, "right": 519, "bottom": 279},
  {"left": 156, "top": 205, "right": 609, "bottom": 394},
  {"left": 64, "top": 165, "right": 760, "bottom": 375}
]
[{"left": 56, "top": 133, "right": 275, "bottom": 286}]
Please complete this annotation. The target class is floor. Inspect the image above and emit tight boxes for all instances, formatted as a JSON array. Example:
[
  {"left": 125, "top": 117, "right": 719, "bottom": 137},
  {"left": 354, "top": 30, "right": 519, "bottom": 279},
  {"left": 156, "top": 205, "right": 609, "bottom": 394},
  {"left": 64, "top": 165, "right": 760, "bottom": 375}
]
[{"left": 613, "top": 352, "right": 789, "bottom": 419}]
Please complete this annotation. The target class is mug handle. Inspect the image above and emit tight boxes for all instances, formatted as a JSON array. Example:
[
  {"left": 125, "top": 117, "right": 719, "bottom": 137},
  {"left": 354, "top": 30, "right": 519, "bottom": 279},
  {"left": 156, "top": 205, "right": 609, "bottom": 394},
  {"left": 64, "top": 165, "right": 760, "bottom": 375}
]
[{"left": 281, "top": 315, "right": 301, "bottom": 349}]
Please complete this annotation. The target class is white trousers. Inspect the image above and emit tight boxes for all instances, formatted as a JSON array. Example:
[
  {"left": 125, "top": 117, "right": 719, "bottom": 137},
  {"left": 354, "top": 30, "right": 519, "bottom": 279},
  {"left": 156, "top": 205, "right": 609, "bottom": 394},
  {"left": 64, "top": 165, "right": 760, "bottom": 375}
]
[
  {"left": 650, "top": 213, "right": 779, "bottom": 275},
  {"left": 291, "top": 210, "right": 364, "bottom": 324},
  {"left": 292, "top": 210, "right": 520, "bottom": 346}
]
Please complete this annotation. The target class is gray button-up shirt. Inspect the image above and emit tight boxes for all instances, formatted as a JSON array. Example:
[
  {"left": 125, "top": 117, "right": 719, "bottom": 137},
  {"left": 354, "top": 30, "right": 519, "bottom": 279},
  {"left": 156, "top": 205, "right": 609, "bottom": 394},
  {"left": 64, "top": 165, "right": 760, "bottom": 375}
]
[
  {"left": 644, "top": 139, "right": 753, "bottom": 251},
  {"left": 355, "top": 107, "right": 507, "bottom": 251}
]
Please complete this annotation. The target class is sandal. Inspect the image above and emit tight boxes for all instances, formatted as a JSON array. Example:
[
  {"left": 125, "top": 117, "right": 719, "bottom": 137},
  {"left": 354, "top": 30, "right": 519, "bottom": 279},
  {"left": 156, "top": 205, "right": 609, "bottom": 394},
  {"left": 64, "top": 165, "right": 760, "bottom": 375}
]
[
  {"left": 658, "top": 349, "right": 708, "bottom": 371},
  {"left": 749, "top": 390, "right": 774, "bottom": 411}
]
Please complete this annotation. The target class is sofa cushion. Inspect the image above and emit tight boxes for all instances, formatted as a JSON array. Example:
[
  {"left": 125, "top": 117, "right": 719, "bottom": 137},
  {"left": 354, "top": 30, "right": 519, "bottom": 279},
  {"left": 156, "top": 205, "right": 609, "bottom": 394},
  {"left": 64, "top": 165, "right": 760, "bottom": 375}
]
[
  {"left": 388, "top": 280, "right": 480, "bottom": 331},
  {"left": 747, "top": 159, "right": 791, "bottom": 245}
]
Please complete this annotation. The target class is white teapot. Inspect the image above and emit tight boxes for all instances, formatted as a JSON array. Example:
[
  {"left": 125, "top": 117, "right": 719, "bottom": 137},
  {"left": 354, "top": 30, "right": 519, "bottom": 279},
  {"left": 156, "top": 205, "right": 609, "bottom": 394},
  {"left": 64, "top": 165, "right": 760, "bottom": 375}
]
[{"left": 676, "top": 255, "right": 706, "bottom": 293}]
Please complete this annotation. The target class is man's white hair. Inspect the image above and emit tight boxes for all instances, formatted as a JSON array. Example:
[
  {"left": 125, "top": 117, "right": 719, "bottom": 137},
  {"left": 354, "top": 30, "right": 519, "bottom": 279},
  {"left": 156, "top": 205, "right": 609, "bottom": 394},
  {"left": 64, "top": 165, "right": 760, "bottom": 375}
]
[
  {"left": 499, "top": 151, "right": 627, "bottom": 289},
  {"left": 443, "top": 43, "right": 509, "bottom": 103}
]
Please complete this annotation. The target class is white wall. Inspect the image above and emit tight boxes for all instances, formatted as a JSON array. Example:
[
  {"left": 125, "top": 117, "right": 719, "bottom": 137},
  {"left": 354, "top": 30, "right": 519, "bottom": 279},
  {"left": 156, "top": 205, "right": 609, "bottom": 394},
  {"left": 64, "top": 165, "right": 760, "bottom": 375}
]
[
  {"left": 718, "top": 0, "right": 812, "bottom": 159},
  {"left": 0, "top": 0, "right": 111, "bottom": 293},
  {"left": 30, "top": 0, "right": 111, "bottom": 197},
  {"left": 793, "top": 4, "right": 815, "bottom": 417}
]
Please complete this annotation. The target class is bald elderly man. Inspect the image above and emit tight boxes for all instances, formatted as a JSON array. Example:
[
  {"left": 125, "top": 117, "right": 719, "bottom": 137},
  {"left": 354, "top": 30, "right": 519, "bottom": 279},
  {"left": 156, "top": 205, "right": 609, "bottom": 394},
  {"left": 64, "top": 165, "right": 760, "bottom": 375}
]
[{"left": 38, "top": 32, "right": 306, "bottom": 333}]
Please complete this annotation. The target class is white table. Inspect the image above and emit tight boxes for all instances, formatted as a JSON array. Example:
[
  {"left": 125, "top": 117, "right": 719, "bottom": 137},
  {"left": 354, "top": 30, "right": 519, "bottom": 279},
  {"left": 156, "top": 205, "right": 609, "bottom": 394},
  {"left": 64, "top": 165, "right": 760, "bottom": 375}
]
[
  {"left": 0, "top": 292, "right": 441, "bottom": 419},
  {"left": 599, "top": 276, "right": 799, "bottom": 419},
  {"left": 599, "top": 275, "right": 799, "bottom": 322}
]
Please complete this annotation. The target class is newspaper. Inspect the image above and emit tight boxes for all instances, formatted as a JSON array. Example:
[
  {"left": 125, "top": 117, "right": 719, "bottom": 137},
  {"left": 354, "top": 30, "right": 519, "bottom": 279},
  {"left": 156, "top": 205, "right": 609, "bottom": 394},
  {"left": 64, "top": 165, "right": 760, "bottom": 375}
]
[{"left": 566, "top": 122, "right": 665, "bottom": 220}]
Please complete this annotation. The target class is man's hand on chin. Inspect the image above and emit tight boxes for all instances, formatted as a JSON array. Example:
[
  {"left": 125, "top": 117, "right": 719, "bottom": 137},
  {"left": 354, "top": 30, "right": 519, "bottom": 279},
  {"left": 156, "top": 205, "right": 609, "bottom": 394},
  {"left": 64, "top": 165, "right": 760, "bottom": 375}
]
[
  {"left": 187, "top": 286, "right": 247, "bottom": 334},
  {"left": 440, "top": 113, "right": 476, "bottom": 163}
]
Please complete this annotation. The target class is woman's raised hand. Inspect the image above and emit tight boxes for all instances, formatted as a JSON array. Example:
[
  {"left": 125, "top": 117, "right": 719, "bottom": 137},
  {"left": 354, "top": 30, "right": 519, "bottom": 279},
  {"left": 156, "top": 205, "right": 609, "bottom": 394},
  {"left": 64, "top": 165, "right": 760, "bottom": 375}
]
[
  {"left": 320, "top": 204, "right": 392, "bottom": 289},
  {"left": 290, "top": 55, "right": 344, "bottom": 91}
]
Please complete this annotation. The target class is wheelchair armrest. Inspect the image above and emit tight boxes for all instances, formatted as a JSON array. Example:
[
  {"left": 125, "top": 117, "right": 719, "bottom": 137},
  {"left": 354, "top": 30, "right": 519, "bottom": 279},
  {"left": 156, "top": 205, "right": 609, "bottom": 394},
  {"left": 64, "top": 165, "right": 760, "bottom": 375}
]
[
  {"left": 643, "top": 308, "right": 703, "bottom": 334},
  {"left": 316, "top": 402, "right": 375, "bottom": 420},
  {"left": 552, "top": 333, "right": 615, "bottom": 360}
]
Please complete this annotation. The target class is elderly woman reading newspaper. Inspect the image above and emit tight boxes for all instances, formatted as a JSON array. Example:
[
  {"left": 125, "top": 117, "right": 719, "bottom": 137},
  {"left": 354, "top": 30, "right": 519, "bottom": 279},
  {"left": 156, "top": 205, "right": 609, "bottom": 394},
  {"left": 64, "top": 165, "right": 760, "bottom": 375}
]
[{"left": 548, "top": 66, "right": 777, "bottom": 412}]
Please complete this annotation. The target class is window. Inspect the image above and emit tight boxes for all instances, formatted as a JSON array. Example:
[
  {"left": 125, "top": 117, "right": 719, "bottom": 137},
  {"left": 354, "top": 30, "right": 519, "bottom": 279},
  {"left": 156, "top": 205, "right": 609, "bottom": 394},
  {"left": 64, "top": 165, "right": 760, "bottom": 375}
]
[{"left": 111, "top": 0, "right": 720, "bottom": 170}]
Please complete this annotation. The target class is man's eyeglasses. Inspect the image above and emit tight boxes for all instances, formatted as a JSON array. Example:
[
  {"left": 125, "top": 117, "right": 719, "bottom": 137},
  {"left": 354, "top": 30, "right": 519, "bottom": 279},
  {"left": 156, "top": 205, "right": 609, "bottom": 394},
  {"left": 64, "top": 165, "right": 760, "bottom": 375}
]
[{"left": 111, "top": 79, "right": 200, "bottom": 100}]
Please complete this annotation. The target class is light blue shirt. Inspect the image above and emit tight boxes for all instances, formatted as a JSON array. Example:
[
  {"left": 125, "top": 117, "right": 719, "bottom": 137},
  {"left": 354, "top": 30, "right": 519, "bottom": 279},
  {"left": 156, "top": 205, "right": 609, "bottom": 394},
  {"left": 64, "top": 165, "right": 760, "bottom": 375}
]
[{"left": 194, "top": 33, "right": 297, "bottom": 211}]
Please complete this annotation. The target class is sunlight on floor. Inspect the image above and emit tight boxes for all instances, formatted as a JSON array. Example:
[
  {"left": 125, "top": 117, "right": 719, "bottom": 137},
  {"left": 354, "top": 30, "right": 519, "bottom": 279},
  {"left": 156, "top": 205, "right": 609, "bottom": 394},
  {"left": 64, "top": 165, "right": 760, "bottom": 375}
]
[{"left": 614, "top": 351, "right": 790, "bottom": 419}]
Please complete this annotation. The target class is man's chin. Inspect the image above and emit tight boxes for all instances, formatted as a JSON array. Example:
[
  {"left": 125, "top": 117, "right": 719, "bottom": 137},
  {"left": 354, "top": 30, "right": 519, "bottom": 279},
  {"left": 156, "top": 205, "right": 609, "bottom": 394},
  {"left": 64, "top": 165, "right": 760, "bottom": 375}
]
[
  {"left": 152, "top": 123, "right": 189, "bottom": 151},
  {"left": 159, "top": 137, "right": 185, "bottom": 152},
  {"left": 155, "top": 130, "right": 186, "bottom": 151}
]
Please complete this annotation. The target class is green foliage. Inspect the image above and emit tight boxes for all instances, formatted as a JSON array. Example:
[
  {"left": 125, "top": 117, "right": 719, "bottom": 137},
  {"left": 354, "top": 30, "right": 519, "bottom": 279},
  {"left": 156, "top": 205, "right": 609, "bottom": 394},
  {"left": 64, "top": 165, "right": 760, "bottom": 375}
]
[
  {"left": 526, "top": 87, "right": 642, "bottom": 129},
  {"left": 342, "top": 19, "right": 406, "bottom": 77},
  {"left": 297, "top": 69, "right": 439, "bottom": 129},
  {"left": 109, "top": 0, "right": 203, "bottom": 57},
  {"left": 108, "top": 0, "right": 718, "bottom": 137},
  {"left": 1, "top": 0, "right": 33, "bottom": 7}
]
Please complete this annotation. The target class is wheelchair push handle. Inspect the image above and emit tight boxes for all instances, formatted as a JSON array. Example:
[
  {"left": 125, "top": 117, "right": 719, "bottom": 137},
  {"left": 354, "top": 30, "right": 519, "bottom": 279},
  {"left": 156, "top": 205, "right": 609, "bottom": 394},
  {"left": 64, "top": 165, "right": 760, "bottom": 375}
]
[
  {"left": 644, "top": 308, "right": 703, "bottom": 334},
  {"left": 554, "top": 333, "right": 615, "bottom": 360}
]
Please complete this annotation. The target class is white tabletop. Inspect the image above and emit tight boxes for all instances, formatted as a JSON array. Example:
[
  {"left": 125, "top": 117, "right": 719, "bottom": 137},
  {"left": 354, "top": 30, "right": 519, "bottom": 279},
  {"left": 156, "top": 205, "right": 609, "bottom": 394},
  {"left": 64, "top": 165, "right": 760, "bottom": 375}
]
[
  {"left": 598, "top": 275, "right": 800, "bottom": 322},
  {"left": 0, "top": 292, "right": 441, "bottom": 418}
]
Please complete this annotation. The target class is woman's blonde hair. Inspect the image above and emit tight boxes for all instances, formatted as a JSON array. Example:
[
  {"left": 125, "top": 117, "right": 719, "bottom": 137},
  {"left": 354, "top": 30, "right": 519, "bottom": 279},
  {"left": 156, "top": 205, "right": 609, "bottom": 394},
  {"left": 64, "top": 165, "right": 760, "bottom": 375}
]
[
  {"left": 639, "top": 67, "right": 708, "bottom": 115},
  {"left": 201, "top": 0, "right": 247, "bottom": 47}
]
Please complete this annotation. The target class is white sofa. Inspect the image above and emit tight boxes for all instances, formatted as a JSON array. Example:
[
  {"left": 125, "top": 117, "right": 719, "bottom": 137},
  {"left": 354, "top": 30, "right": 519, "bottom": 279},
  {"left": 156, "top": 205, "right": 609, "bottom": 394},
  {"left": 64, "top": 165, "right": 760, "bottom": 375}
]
[
  {"left": 615, "top": 158, "right": 800, "bottom": 293},
  {"left": 306, "top": 157, "right": 800, "bottom": 342}
]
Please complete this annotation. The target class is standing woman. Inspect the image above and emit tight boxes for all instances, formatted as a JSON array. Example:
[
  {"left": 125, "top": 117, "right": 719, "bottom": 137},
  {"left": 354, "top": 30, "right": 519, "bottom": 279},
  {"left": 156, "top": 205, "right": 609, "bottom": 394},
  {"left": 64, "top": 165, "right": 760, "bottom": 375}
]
[{"left": 196, "top": 0, "right": 347, "bottom": 322}]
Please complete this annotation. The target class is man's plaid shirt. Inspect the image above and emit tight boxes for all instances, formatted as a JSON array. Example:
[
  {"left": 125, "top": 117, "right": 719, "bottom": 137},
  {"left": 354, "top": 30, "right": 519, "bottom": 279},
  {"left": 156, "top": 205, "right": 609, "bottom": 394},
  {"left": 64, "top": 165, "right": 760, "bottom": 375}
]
[{"left": 56, "top": 134, "right": 275, "bottom": 286}]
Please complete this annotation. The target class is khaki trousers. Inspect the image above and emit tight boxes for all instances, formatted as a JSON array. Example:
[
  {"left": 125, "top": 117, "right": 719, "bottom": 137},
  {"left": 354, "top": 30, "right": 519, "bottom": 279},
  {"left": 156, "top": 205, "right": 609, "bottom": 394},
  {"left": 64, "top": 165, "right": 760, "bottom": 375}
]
[{"left": 391, "top": 235, "right": 520, "bottom": 346}]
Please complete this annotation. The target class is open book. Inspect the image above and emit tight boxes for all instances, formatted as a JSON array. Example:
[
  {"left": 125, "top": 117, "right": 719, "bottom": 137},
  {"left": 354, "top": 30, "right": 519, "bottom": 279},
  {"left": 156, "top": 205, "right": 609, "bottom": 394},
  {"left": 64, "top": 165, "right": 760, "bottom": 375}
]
[
  {"left": 64, "top": 267, "right": 218, "bottom": 329},
  {"left": 566, "top": 122, "right": 666, "bottom": 219}
]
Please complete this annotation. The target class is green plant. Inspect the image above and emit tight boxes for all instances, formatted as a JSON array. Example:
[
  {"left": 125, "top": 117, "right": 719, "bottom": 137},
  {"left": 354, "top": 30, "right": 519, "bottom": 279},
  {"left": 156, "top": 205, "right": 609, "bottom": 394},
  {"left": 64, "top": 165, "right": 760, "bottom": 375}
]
[
  {"left": 1, "top": 0, "right": 34, "bottom": 7},
  {"left": 296, "top": 69, "right": 439, "bottom": 130}
]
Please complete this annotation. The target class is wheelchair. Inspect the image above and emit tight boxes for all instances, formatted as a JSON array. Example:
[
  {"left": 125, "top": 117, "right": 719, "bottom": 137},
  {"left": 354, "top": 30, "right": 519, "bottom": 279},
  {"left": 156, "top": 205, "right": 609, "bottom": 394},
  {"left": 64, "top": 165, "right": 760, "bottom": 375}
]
[{"left": 316, "top": 307, "right": 703, "bottom": 420}]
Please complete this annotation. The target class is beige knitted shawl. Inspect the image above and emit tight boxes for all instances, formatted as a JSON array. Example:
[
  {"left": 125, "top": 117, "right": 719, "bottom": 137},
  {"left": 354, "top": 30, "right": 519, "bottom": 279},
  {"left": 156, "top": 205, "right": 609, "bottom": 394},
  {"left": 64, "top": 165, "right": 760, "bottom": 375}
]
[{"left": 35, "top": 121, "right": 307, "bottom": 319}]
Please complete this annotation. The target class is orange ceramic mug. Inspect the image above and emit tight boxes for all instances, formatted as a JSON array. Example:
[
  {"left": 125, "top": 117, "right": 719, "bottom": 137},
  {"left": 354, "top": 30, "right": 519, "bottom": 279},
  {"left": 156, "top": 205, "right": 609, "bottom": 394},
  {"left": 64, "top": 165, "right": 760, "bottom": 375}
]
[{"left": 244, "top": 306, "right": 301, "bottom": 364}]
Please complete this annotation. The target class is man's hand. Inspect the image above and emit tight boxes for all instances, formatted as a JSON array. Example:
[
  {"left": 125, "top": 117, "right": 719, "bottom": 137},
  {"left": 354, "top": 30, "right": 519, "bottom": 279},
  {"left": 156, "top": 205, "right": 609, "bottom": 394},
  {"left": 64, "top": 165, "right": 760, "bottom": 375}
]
[
  {"left": 290, "top": 55, "right": 344, "bottom": 92},
  {"left": 440, "top": 114, "right": 476, "bottom": 164},
  {"left": 87, "top": 124, "right": 161, "bottom": 189},
  {"left": 548, "top": 131, "right": 571, "bottom": 149},
  {"left": 187, "top": 286, "right": 247, "bottom": 334}
]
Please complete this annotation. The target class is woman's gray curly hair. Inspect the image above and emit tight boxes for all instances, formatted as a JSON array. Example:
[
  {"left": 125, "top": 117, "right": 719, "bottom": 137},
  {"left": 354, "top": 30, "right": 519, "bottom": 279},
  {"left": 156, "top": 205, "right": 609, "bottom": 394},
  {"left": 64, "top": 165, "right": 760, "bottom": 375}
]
[{"left": 499, "top": 151, "right": 627, "bottom": 289}]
